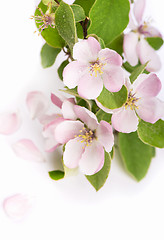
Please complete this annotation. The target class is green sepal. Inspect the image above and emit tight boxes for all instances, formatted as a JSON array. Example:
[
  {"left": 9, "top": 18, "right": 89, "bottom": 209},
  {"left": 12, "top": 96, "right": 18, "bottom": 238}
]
[
  {"left": 86, "top": 151, "right": 111, "bottom": 191},
  {"left": 49, "top": 170, "right": 65, "bottom": 180}
]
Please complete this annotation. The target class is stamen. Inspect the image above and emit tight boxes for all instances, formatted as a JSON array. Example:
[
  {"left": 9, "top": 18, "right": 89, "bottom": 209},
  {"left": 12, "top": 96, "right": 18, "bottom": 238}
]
[
  {"left": 89, "top": 59, "right": 105, "bottom": 77},
  {"left": 124, "top": 90, "right": 140, "bottom": 110},
  {"left": 74, "top": 127, "right": 96, "bottom": 147}
]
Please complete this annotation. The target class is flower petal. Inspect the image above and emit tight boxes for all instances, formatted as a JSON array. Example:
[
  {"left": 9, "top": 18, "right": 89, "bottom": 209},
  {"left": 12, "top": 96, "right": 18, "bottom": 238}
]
[
  {"left": 73, "top": 37, "right": 101, "bottom": 64},
  {"left": 132, "top": 73, "right": 162, "bottom": 98},
  {"left": 74, "top": 105, "right": 98, "bottom": 130},
  {"left": 39, "top": 114, "right": 61, "bottom": 125},
  {"left": 137, "top": 38, "right": 161, "bottom": 72},
  {"left": 136, "top": 97, "right": 164, "bottom": 123},
  {"left": 51, "top": 93, "right": 63, "bottom": 108},
  {"left": 96, "top": 121, "right": 114, "bottom": 152},
  {"left": 98, "top": 48, "right": 122, "bottom": 66},
  {"left": 63, "top": 138, "right": 85, "bottom": 168},
  {"left": 133, "top": 0, "right": 146, "bottom": 24},
  {"left": 78, "top": 72, "right": 103, "bottom": 99},
  {"left": 112, "top": 107, "right": 139, "bottom": 133},
  {"left": 103, "top": 65, "right": 125, "bottom": 92},
  {"left": 54, "top": 120, "right": 84, "bottom": 144},
  {"left": 123, "top": 32, "right": 139, "bottom": 66},
  {"left": 0, "top": 112, "right": 21, "bottom": 135},
  {"left": 61, "top": 98, "right": 77, "bottom": 120},
  {"left": 79, "top": 141, "right": 104, "bottom": 175},
  {"left": 26, "top": 91, "right": 49, "bottom": 119},
  {"left": 44, "top": 138, "right": 60, "bottom": 152},
  {"left": 139, "top": 25, "right": 162, "bottom": 38},
  {"left": 3, "top": 194, "right": 33, "bottom": 221},
  {"left": 63, "top": 61, "right": 87, "bottom": 89},
  {"left": 12, "top": 139, "right": 45, "bottom": 162}
]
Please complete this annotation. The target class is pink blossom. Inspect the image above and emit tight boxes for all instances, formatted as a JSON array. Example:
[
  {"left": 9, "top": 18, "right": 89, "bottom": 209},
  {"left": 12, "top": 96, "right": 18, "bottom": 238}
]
[
  {"left": 54, "top": 106, "right": 114, "bottom": 175},
  {"left": 63, "top": 37, "right": 125, "bottom": 99},
  {"left": 0, "top": 112, "right": 21, "bottom": 135},
  {"left": 124, "top": 0, "right": 162, "bottom": 72},
  {"left": 97, "top": 73, "right": 163, "bottom": 133}
]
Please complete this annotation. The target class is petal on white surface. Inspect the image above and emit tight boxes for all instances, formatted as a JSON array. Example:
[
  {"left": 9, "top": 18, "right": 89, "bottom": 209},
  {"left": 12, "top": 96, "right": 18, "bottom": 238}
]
[
  {"left": 3, "top": 194, "right": 33, "bottom": 221},
  {"left": 78, "top": 72, "right": 103, "bottom": 99},
  {"left": 96, "top": 121, "right": 114, "bottom": 152},
  {"left": 98, "top": 48, "right": 122, "bottom": 66},
  {"left": 112, "top": 107, "right": 139, "bottom": 133},
  {"left": 73, "top": 37, "right": 100, "bottom": 64},
  {"left": 26, "top": 91, "right": 49, "bottom": 119},
  {"left": 0, "top": 112, "right": 21, "bottom": 135},
  {"left": 63, "top": 61, "right": 87, "bottom": 89},
  {"left": 39, "top": 114, "right": 61, "bottom": 125},
  {"left": 133, "top": 73, "right": 162, "bottom": 98},
  {"left": 123, "top": 32, "right": 139, "bottom": 66},
  {"left": 12, "top": 139, "right": 45, "bottom": 162},
  {"left": 44, "top": 138, "right": 60, "bottom": 152},
  {"left": 55, "top": 120, "right": 84, "bottom": 144},
  {"left": 137, "top": 98, "right": 164, "bottom": 124},
  {"left": 74, "top": 105, "right": 98, "bottom": 130},
  {"left": 63, "top": 138, "right": 85, "bottom": 169},
  {"left": 103, "top": 65, "right": 125, "bottom": 92},
  {"left": 137, "top": 38, "right": 161, "bottom": 72},
  {"left": 133, "top": 0, "right": 146, "bottom": 24},
  {"left": 62, "top": 99, "right": 77, "bottom": 120},
  {"left": 51, "top": 93, "right": 63, "bottom": 108},
  {"left": 79, "top": 141, "right": 104, "bottom": 175}
]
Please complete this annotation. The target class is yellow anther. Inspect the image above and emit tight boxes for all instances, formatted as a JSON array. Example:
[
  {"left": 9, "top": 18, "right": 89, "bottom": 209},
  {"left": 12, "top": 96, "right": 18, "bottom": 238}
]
[
  {"left": 124, "top": 91, "right": 140, "bottom": 110},
  {"left": 75, "top": 127, "right": 95, "bottom": 147}
]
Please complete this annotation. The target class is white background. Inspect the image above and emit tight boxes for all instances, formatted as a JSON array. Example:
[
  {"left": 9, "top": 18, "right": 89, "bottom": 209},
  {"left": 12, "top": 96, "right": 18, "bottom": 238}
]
[{"left": 0, "top": 0, "right": 164, "bottom": 239}]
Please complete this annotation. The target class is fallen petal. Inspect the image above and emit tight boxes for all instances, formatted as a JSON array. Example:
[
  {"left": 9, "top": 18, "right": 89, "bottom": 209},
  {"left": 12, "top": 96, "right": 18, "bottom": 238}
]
[
  {"left": 12, "top": 139, "right": 45, "bottom": 162},
  {"left": 0, "top": 112, "right": 21, "bottom": 135},
  {"left": 3, "top": 194, "right": 33, "bottom": 221},
  {"left": 26, "top": 91, "right": 49, "bottom": 119}
]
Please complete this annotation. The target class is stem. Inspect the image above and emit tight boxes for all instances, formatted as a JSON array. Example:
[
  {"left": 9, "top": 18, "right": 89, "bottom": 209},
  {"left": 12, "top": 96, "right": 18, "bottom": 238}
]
[
  {"left": 63, "top": 47, "right": 74, "bottom": 61},
  {"left": 54, "top": 0, "right": 60, "bottom": 5},
  {"left": 80, "top": 17, "right": 89, "bottom": 39}
]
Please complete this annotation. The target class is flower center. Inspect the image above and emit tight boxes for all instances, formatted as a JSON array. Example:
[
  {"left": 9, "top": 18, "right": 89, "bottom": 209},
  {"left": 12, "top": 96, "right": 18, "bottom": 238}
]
[
  {"left": 31, "top": 7, "right": 55, "bottom": 34},
  {"left": 124, "top": 90, "right": 140, "bottom": 110},
  {"left": 75, "top": 127, "right": 96, "bottom": 147},
  {"left": 89, "top": 60, "right": 104, "bottom": 77}
]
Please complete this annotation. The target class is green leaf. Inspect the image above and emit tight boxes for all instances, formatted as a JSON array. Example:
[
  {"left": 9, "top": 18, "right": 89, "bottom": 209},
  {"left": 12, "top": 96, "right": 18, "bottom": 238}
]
[
  {"left": 97, "top": 85, "right": 128, "bottom": 110},
  {"left": 42, "top": 0, "right": 59, "bottom": 6},
  {"left": 49, "top": 170, "right": 65, "bottom": 180},
  {"left": 35, "top": 2, "right": 65, "bottom": 48},
  {"left": 41, "top": 43, "right": 61, "bottom": 68},
  {"left": 146, "top": 37, "right": 163, "bottom": 50},
  {"left": 119, "top": 131, "right": 155, "bottom": 181},
  {"left": 58, "top": 59, "right": 69, "bottom": 80},
  {"left": 71, "top": 4, "right": 85, "bottom": 22},
  {"left": 129, "top": 62, "right": 148, "bottom": 83},
  {"left": 88, "top": 0, "right": 130, "bottom": 45},
  {"left": 137, "top": 120, "right": 164, "bottom": 148},
  {"left": 73, "top": 0, "right": 95, "bottom": 16},
  {"left": 106, "top": 34, "right": 123, "bottom": 55},
  {"left": 86, "top": 151, "right": 111, "bottom": 191},
  {"left": 76, "top": 22, "right": 84, "bottom": 39},
  {"left": 96, "top": 109, "right": 112, "bottom": 123},
  {"left": 99, "top": 37, "right": 106, "bottom": 49},
  {"left": 55, "top": 1, "right": 77, "bottom": 53}
]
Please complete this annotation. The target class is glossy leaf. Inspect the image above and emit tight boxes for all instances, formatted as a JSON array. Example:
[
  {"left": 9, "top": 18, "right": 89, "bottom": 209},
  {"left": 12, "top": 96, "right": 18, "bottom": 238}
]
[
  {"left": 137, "top": 120, "right": 164, "bottom": 148},
  {"left": 97, "top": 86, "right": 128, "bottom": 110},
  {"left": 55, "top": 1, "right": 77, "bottom": 53},
  {"left": 119, "top": 131, "right": 155, "bottom": 181},
  {"left": 88, "top": 0, "right": 130, "bottom": 45},
  {"left": 146, "top": 37, "right": 163, "bottom": 50},
  {"left": 49, "top": 170, "right": 65, "bottom": 180},
  {"left": 107, "top": 34, "right": 123, "bottom": 55},
  {"left": 35, "top": 2, "right": 65, "bottom": 48},
  {"left": 86, "top": 151, "right": 111, "bottom": 191},
  {"left": 58, "top": 59, "right": 69, "bottom": 80},
  {"left": 73, "top": 0, "right": 95, "bottom": 16},
  {"left": 129, "top": 62, "right": 148, "bottom": 83},
  {"left": 71, "top": 4, "right": 85, "bottom": 22},
  {"left": 41, "top": 43, "right": 61, "bottom": 68}
]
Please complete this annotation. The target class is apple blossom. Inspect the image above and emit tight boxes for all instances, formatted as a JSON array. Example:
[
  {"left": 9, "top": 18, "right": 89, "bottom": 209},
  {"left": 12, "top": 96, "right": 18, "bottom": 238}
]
[
  {"left": 124, "top": 0, "right": 162, "bottom": 72},
  {"left": 97, "top": 73, "right": 163, "bottom": 133},
  {"left": 63, "top": 37, "right": 125, "bottom": 99},
  {"left": 54, "top": 106, "right": 114, "bottom": 175}
]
